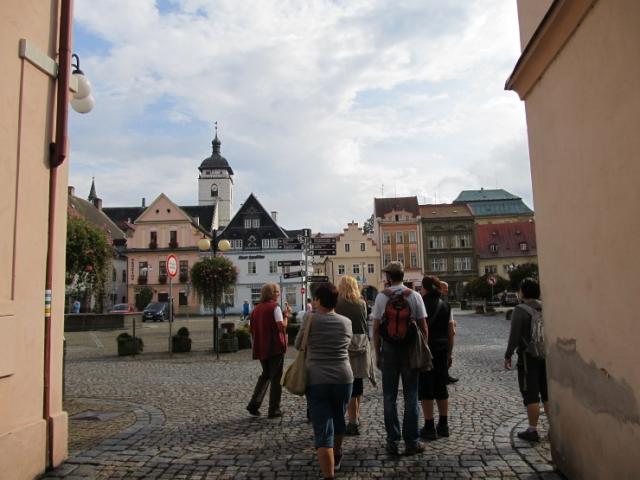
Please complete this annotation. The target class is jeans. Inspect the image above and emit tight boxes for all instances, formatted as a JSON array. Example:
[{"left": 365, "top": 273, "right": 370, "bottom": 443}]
[
  {"left": 381, "top": 341, "right": 420, "bottom": 446},
  {"left": 248, "top": 354, "right": 284, "bottom": 414},
  {"left": 306, "top": 383, "right": 352, "bottom": 448}
]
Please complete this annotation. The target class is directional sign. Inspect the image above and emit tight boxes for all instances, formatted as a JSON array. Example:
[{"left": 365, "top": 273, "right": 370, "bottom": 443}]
[
  {"left": 283, "top": 270, "right": 305, "bottom": 279},
  {"left": 311, "top": 237, "right": 337, "bottom": 245},
  {"left": 277, "top": 260, "right": 304, "bottom": 267},
  {"left": 309, "top": 249, "right": 337, "bottom": 256},
  {"left": 278, "top": 238, "right": 303, "bottom": 250},
  {"left": 308, "top": 275, "right": 329, "bottom": 282},
  {"left": 167, "top": 254, "right": 178, "bottom": 278}
]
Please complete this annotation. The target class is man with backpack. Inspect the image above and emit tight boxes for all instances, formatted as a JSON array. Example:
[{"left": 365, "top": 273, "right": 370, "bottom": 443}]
[
  {"left": 504, "top": 277, "right": 548, "bottom": 442},
  {"left": 372, "top": 261, "right": 428, "bottom": 455}
]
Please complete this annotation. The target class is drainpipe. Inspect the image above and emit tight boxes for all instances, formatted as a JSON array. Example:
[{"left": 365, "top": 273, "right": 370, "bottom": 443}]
[{"left": 44, "top": 0, "right": 73, "bottom": 470}]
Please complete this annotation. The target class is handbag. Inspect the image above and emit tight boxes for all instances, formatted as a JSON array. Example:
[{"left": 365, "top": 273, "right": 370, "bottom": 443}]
[
  {"left": 281, "top": 314, "right": 313, "bottom": 396},
  {"left": 410, "top": 324, "right": 433, "bottom": 371}
]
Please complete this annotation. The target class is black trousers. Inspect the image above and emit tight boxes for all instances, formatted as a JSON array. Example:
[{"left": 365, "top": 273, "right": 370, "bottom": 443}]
[{"left": 248, "top": 354, "right": 284, "bottom": 414}]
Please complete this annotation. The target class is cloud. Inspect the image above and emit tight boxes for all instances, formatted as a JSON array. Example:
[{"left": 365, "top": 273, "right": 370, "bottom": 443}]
[{"left": 70, "top": 0, "right": 529, "bottom": 232}]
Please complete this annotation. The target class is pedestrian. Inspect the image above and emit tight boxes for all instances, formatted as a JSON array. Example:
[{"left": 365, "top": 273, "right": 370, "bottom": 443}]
[
  {"left": 439, "top": 281, "right": 458, "bottom": 385},
  {"left": 72, "top": 299, "right": 81, "bottom": 314},
  {"left": 242, "top": 300, "right": 250, "bottom": 322},
  {"left": 372, "top": 261, "right": 428, "bottom": 455},
  {"left": 246, "top": 283, "right": 291, "bottom": 419},
  {"left": 419, "top": 275, "right": 455, "bottom": 440},
  {"left": 504, "top": 277, "right": 548, "bottom": 442},
  {"left": 335, "top": 276, "right": 374, "bottom": 436},
  {"left": 295, "top": 282, "right": 353, "bottom": 480}
]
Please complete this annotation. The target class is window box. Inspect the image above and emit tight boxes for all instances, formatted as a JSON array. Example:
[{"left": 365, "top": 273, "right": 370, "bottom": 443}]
[
  {"left": 158, "top": 275, "right": 167, "bottom": 284},
  {"left": 138, "top": 276, "right": 148, "bottom": 285}
]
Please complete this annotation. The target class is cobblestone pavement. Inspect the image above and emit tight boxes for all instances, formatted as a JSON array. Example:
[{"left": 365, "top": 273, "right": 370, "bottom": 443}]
[{"left": 47, "top": 312, "right": 564, "bottom": 479}]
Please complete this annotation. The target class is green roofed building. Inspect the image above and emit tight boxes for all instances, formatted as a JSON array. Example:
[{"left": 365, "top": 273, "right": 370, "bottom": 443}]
[{"left": 453, "top": 188, "right": 534, "bottom": 224}]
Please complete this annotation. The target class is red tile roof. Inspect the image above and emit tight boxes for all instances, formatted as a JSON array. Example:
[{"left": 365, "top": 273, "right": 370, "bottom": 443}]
[
  {"left": 475, "top": 221, "right": 537, "bottom": 259},
  {"left": 419, "top": 203, "right": 474, "bottom": 219},
  {"left": 374, "top": 196, "right": 419, "bottom": 218}
]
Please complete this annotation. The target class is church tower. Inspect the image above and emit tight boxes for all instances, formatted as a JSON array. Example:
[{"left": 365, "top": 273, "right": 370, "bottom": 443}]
[{"left": 198, "top": 124, "right": 234, "bottom": 227}]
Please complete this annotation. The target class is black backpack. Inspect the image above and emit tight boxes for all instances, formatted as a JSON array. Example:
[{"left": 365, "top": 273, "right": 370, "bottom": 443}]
[{"left": 380, "top": 288, "right": 415, "bottom": 344}]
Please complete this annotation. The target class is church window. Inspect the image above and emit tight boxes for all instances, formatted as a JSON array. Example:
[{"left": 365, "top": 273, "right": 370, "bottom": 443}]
[{"left": 211, "top": 184, "right": 218, "bottom": 197}]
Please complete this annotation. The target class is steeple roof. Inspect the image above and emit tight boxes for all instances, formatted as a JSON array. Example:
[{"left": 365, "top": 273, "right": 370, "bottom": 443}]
[
  {"left": 88, "top": 177, "right": 98, "bottom": 202},
  {"left": 198, "top": 124, "right": 234, "bottom": 175}
]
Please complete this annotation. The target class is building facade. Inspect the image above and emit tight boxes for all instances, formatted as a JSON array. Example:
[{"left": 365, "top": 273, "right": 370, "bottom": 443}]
[
  {"left": 198, "top": 130, "right": 234, "bottom": 227},
  {"left": 1, "top": 0, "right": 70, "bottom": 475},
  {"left": 507, "top": 1, "right": 640, "bottom": 478},
  {"left": 419, "top": 204, "right": 476, "bottom": 299},
  {"left": 374, "top": 197, "right": 423, "bottom": 288},
  {"left": 474, "top": 221, "right": 538, "bottom": 279}
]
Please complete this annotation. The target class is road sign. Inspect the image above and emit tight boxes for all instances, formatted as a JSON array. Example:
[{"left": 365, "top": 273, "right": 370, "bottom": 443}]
[
  {"left": 487, "top": 276, "right": 496, "bottom": 286},
  {"left": 309, "top": 249, "right": 337, "bottom": 256},
  {"left": 277, "top": 260, "right": 304, "bottom": 267},
  {"left": 283, "top": 270, "right": 305, "bottom": 279},
  {"left": 308, "top": 275, "right": 329, "bottom": 282},
  {"left": 311, "top": 237, "right": 337, "bottom": 245},
  {"left": 301, "top": 287, "right": 305, "bottom": 294},
  {"left": 278, "top": 238, "right": 303, "bottom": 250},
  {"left": 167, "top": 254, "right": 178, "bottom": 278}
]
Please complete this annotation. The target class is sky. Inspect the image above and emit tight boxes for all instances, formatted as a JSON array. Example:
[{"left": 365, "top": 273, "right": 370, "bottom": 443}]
[{"left": 69, "top": 0, "right": 530, "bottom": 233}]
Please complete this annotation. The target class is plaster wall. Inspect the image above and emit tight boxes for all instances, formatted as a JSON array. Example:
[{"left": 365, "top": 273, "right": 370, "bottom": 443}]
[
  {"left": 516, "top": 0, "right": 554, "bottom": 50},
  {"left": 198, "top": 170, "right": 233, "bottom": 226},
  {"left": 517, "top": 1, "right": 640, "bottom": 477},
  {"left": 0, "top": 0, "right": 68, "bottom": 476}
]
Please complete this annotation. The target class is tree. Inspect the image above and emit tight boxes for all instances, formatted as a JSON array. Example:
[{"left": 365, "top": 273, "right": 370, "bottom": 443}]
[
  {"left": 508, "top": 263, "right": 539, "bottom": 291},
  {"left": 190, "top": 256, "right": 238, "bottom": 309},
  {"left": 363, "top": 214, "right": 374, "bottom": 234},
  {"left": 465, "top": 274, "right": 509, "bottom": 300},
  {"left": 66, "top": 216, "right": 113, "bottom": 312}
]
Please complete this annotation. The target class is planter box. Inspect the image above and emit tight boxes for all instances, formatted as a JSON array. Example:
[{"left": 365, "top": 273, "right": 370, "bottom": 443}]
[
  {"left": 118, "top": 337, "right": 143, "bottom": 356},
  {"left": 219, "top": 337, "right": 238, "bottom": 353},
  {"left": 237, "top": 334, "right": 252, "bottom": 350},
  {"left": 172, "top": 336, "right": 192, "bottom": 353}
]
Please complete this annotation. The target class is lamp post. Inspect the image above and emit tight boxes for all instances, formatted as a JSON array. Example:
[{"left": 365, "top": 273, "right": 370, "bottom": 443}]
[{"left": 197, "top": 231, "right": 231, "bottom": 359}]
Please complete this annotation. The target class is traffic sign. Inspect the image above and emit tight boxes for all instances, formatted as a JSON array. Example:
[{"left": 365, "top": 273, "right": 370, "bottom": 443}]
[
  {"left": 308, "top": 275, "right": 329, "bottom": 282},
  {"left": 283, "top": 270, "right": 305, "bottom": 279},
  {"left": 311, "top": 237, "right": 337, "bottom": 245},
  {"left": 309, "top": 249, "right": 336, "bottom": 256},
  {"left": 278, "top": 238, "right": 303, "bottom": 250},
  {"left": 167, "top": 254, "right": 178, "bottom": 278},
  {"left": 277, "top": 260, "right": 304, "bottom": 267},
  {"left": 301, "top": 287, "right": 306, "bottom": 294},
  {"left": 487, "top": 276, "right": 496, "bottom": 286}
]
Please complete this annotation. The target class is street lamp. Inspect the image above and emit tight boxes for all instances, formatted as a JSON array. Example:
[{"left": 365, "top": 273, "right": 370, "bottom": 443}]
[{"left": 197, "top": 231, "right": 231, "bottom": 359}]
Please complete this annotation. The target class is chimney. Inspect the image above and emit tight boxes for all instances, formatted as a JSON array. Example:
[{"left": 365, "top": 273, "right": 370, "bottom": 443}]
[
  {"left": 93, "top": 198, "right": 102, "bottom": 210},
  {"left": 68, "top": 185, "right": 75, "bottom": 196},
  {"left": 142, "top": 197, "right": 146, "bottom": 208},
  {"left": 271, "top": 211, "right": 278, "bottom": 222}
]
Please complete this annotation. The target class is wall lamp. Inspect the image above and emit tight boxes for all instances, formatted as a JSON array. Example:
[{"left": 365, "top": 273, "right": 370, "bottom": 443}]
[{"left": 70, "top": 54, "right": 94, "bottom": 114}]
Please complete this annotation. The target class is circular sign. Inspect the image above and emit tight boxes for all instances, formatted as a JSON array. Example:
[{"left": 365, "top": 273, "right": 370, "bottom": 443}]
[
  {"left": 300, "top": 287, "right": 306, "bottom": 295},
  {"left": 167, "top": 254, "right": 178, "bottom": 278},
  {"left": 487, "top": 276, "right": 496, "bottom": 286}
]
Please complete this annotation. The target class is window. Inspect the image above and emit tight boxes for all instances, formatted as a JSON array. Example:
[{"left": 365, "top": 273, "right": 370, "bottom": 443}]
[
  {"left": 352, "top": 264, "right": 360, "bottom": 275},
  {"left": 520, "top": 242, "right": 528, "bottom": 251},
  {"left": 344, "top": 243, "right": 350, "bottom": 252},
  {"left": 395, "top": 214, "right": 400, "bottom": 221},
  {"left": 244, "top": 218, "right": 252, "bottom": 228},
  {"left": 360, "top": 242, "right": 366, "bottom": 252},
  {"left": 489, "top": 243, "right": 498, "bottom": 253},
  {"left": 428, "top": 236, "right": 446, "bottom": 249},
  {"left": 397, "top": 253, "right": 405, "bottom": 265},
  {"left": 179, "top": 291, "right": 188, "bottom": 306},
  {"left": 251, "top": 288, "right": 261, "bottom": 305},
  {"left": 170, "top": 230, "right": 178, "bottom": 247},
  {"left": 223, "top": 287, "right": 235, "bottom": 307},
  {"left": 248, "top": 261, "right": 257, "bottom": 275},
  {"left": 367, "top": 263, "right": 375, "bottom": 274},
  {"left": 211, "top": 184, "right": 218, "bottom": 197},
  {"left": 262, "top": 239, "right": 269, "bottom": 248},
  {"left": 383, "top": 254, "right": 391, "bottom": 265},
  {"left": 252, "top": 218, "right": 260, "bottom": 228},
  {"left": 179, "top": 260, "right": 189, "bottom": 281},
  {"left": 270, "top": 238, "right": 278, "bottom": 248},
  {"left": 485, "top": 265, "right": 497, "bottom": 274},
  {"left": 338, "top": 264, "right": 345, "bottom": 275},
  {"left": 430, "top": 258, "right": 447, "bottom": 272},
  {"left": 396, "top": 232, "right": 404, "bottom": 244},
  {"left": 409, "top": 231, "right": 416, "bottom": 243},
  {"left": 139, "top": 261, "right": 148, "bottom": 277},
  {"left": 159, "top": 260, "right": 167, "bottom": 276},
  {"left": 453, "top": 234, "right": 471, "bottom": 248},
  {"left": 285, "top": 286, "right": 297, "bottom": 306},
  {"left": 150, "top": 231, "right": 157, "bottom": 247},
  {"left": 410, "top": 252, "right": 417, "bottom": 268},
  {"left": 454, "top": 257, "right": 471, "bottom": 271},
  {"left": 383, "top": 233, "right": 390, "bottom": 244},
  {"left": 230, "top": 239, "right": 243, "bottom": 250},
  {"left": 269, "top": 261, "right": 278, "bottom": 274}
]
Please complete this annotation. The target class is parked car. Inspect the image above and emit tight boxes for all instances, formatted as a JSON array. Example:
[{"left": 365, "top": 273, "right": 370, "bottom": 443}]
[
  {"left": 142, "top": 302, "right": 169, "bottom": 322},
  {"left": 501, "top": 292, "right": 520, "bottom": 307},
  {"left": 110, "top": 303, "right": 136, "bottom": 313},
  {"left": 486, "top": 296, "right": 502, "bottom": 307}
]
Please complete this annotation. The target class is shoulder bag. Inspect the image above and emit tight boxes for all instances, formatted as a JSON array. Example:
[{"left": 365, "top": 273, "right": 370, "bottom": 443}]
[{"left": 281, "top": 314, "right": 313, "bottom": 396}]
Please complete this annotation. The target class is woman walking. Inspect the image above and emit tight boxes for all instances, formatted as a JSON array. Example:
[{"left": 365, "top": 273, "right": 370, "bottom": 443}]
[
  {"left": 335, "top": 276, "right": 372, "bottom": 436},
  {"left": 295, "top": 283, "right": 353, "bottom": 480}
]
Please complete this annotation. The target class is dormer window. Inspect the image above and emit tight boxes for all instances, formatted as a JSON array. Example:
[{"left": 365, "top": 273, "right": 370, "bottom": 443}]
[
  {"left": 211, "top": 184, "right": 218, "bottom": 197},
  {"left": 520, "top": 242, "right": 528, "bottom": 251},
  {"left": 489, "top": 243, "right": 498, "bottom": 253}
]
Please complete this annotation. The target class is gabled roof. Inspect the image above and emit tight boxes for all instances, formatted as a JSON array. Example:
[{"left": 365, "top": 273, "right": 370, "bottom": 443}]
[
  {"left": 104, "top": 201, "right": 216, "bottom": 233},
  {"left": 68, "top": 195, "right": 126, "bottom": 242},
  {"left": 475, "top": 221, "right": 537, "bottom": 259},
  {"left": 219, "top": 193, "right": 289, "bottom": 240},
  {"left": 467, "top": 200, "right": 533, "bottom": 217},
  {"left": 419, "top": 203, "right": 474, "bottom": 219},
  {"left": 454, "top": 189, "right": 520, "bottom": 202},
  {"left": 374, "top": 196, "right": 419, "bottom": 218}
]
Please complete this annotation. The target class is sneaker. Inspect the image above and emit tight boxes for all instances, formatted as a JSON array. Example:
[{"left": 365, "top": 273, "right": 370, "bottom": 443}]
[
  {"left": 246, "top": 405, "right": 260, "bottom": 416},
  {"left": 385, "top": 442, "right": 399, "bottom": 455},
  {"left": 446, "top": 375, "right": 459, "bottom": 385},
  {"left": 334, "top": 449, "right": 343, "bottom": 471},
  {"left": 404, "top": 442, "right": 426, "bottom": 455},
  {"left": 345, "top": 422, "right": 360, "bottom": 436},
  {"left": 420, "top": 424, "right": 437, "bottom": 441},
  {"left": 436, "top": 423, "right": 450, "bottom": 437},
  {"left": 267, "top": 409, "right": 283, "bottom": 419},
  {"left": 517, "top": 429, "right": 540, "bottom": 442}
]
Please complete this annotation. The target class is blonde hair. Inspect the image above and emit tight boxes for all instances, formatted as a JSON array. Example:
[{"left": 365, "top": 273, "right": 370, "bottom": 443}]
[
  {"left": 338, "top": 276, "right": 361, "bottom": 303},
  {"left": 260, "top": 283, "right": 279, "bottom": 302}
]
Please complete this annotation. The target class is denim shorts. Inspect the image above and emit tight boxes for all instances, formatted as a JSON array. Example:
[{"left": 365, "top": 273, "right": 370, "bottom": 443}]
[{"left": 306, "top": 383, "right": 352, "bottom": 448}]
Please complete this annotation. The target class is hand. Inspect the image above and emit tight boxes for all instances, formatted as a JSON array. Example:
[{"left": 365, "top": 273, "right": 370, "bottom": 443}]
[{"left": 504, "top": 357, "right": 512, "bottom": 370}]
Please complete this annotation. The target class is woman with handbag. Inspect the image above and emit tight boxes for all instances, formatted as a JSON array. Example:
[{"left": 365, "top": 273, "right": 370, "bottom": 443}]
[
  {"left": 294, "top": 282, "right": 352, "bottom": 480},
  {"left": 336, "top": 276, "right": 371, "bottom": 436}
]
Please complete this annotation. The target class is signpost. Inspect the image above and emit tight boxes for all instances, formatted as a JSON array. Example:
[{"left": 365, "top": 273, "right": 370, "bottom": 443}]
[
  {"left": 487, "top": 275, "right": 496, "bottom": 305},
  {"left": 277, "top": 260, "right": 304, "bottom": 267},
  {"left": 309, "top": 248, "right": 337, "bottom": 256},
  {"left": 283, "top": 270, "right": 305, "bottom": 279},
  {"left": 166, "top": 255, "right": 178, "bottom": 355},
  {"left": 308, "top": 275, "right": 329, "bottom": 282},
  {"left": 277, "top": 238, "right": 303, "bottom": 250}
]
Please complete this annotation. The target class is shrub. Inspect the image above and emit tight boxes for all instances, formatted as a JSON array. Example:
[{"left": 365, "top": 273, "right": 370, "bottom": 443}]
[{"left": 176, "top": 327, "right": 190, "bottom": 337}]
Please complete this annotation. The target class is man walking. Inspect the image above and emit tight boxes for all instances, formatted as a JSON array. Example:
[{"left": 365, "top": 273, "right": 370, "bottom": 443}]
[{"left": 372, "top": 262, "right": 428, "bottom": 455}]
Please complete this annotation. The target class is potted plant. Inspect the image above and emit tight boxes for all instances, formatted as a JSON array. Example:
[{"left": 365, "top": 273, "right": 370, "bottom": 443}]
[
  {"left": 219, "top": 331, "right": 239, "bottom": 353},
  {"left": 117, "top": 332, "right": 143, "bottom": 356},
  {"left": 172, "top": 326, "right": 192, "bottom": 353},
  {"left": 236, "top": 326, "right": 251, "bottom": 350}
]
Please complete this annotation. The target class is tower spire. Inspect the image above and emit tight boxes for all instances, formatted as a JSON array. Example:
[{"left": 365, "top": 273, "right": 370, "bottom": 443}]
[
  {"left": 212, "top": 121, "right": 221, "bottom": 154},
  {"left": 88, "top": 176, "right": 97, "bottom": 202}
]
